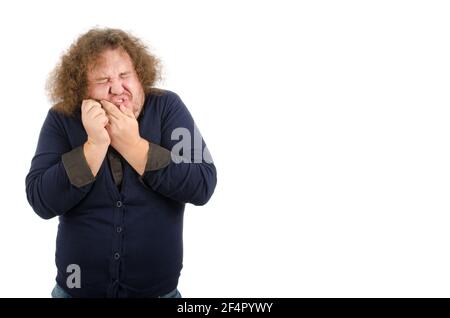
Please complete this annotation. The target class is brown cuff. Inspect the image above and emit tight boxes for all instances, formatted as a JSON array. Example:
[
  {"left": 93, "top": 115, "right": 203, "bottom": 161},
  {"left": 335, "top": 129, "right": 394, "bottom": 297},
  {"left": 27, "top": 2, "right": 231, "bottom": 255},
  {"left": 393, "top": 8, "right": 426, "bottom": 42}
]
[
  {"left": 145, "top": 142, "right": 171, "bottom": 171},
  {"left": 62, "top": 145, "right": 95, "bottom": 188}
]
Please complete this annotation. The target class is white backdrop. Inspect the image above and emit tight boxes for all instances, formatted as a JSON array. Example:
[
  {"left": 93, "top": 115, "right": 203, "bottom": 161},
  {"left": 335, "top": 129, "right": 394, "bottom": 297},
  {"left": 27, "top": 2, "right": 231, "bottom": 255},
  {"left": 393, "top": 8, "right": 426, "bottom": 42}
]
[{"left": 1, "top": 0, "right": 450, "bottom": 297}]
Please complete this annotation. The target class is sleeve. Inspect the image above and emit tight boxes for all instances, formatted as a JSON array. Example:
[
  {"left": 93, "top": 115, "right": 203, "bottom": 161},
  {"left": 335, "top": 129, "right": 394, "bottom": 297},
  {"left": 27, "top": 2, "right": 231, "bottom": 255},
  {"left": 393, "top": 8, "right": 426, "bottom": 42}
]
[
  {"left": 25, "top": 109, "right": 95, "bottom": 219},
  {"left": 140, "top": 92, "right": 217, "bottom": 206}
]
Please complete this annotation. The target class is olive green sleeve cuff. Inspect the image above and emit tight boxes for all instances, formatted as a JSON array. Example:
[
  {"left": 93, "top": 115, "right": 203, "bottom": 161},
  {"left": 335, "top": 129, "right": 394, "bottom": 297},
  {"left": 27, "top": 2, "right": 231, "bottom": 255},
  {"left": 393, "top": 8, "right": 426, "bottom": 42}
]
[
  {"left": 145, "top": 142, "right": 171, "bottom": 172},
  {"left": 62, "top": 145, "right": 95, "bottom": 188}
]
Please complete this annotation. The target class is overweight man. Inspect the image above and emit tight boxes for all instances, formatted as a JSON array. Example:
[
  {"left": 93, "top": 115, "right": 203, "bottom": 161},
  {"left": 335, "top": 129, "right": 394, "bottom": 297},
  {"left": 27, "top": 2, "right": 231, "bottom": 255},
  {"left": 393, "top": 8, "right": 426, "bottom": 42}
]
[{"left": 25, "top": 28, "right": 217, "bottom": 298}]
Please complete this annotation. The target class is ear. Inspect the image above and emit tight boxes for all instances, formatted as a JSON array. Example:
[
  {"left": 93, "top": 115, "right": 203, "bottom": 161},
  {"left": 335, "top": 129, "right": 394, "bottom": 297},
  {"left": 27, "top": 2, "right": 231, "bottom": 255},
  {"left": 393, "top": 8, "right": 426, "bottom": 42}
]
[{"left": 120, "top": 105, "right": 135, "bottom": 118}]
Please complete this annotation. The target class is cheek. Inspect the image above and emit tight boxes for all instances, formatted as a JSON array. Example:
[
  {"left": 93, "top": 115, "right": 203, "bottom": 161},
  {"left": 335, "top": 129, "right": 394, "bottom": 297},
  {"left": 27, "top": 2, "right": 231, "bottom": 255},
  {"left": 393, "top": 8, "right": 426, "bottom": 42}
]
[
  {"left": 87, "top": 85, "right": 109, "bottom": 99},
  {"left": 122, "top": 81, "right": 134, "bottom": 93},
  {"left": 124, "top": 79, "right": 143, "bottom": 95}
]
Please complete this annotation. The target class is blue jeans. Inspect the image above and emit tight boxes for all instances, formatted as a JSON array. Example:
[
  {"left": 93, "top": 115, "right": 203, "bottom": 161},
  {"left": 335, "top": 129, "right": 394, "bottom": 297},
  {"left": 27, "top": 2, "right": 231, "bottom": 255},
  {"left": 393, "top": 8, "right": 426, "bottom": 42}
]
[{"left": 51, "top": 283, "right": 182, "bottom": 298}]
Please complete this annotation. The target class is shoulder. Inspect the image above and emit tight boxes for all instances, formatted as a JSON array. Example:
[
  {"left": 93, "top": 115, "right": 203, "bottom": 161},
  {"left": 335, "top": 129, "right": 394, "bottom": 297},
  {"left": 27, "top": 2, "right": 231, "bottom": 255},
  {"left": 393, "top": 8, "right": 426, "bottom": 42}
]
[
  {"left": 145, "top": 89, "right": 194, "bottom": 127},
  {"left": 49, "top": 103, "right": 81, "bottom": 121},
  {"left": 45, "top": 105, "right": 81, "bottom": 136},
  {"left": 145, "top": 88, "right": 188, "bottom": 118},
  {"left": 147, "top": 88, "right": 183, "bottom": 106}
]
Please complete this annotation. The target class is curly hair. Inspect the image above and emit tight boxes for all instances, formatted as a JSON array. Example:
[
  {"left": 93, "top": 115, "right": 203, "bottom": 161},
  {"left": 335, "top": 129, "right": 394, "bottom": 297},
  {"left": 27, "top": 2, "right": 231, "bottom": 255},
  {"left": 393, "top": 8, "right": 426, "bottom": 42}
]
[{"left": 47, "top": 28, "right": 164, "bottom": 116}]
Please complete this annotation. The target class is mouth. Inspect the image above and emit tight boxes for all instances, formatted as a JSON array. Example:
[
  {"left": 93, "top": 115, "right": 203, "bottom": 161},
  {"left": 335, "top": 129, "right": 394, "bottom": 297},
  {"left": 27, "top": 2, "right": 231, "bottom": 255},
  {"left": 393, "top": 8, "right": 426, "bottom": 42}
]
[
  {"left": 112, "top": 96, "right": 130, "bottom": 107},
  {"left": 115, "top": 97, "right": 127, "bottom": 103}
]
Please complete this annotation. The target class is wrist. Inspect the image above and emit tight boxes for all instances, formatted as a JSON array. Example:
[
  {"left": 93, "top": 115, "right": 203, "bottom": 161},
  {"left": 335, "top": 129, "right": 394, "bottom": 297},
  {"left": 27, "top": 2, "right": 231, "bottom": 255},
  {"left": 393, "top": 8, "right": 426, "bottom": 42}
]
[
  {"left": 119, "top": 137, "right": 149, "bottom": 176},
  {"left": 83, "top": 139, "right": 109, "bottom": 177},
  {"left": 86, "top": 137, "right": 110, "bottom": 149}
]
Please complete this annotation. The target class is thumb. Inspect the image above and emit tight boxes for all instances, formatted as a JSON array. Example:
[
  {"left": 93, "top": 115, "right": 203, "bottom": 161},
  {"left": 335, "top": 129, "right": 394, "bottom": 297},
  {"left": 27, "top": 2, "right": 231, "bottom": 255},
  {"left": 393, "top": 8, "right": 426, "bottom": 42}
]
[{"left": 120, "top": 105, "right": 135, "bottom": 118}]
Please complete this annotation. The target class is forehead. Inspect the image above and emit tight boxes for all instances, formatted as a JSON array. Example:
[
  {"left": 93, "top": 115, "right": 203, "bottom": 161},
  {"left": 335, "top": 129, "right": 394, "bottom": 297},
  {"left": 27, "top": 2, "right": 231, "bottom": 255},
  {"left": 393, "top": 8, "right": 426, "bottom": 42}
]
[{"left": 88, "top": 48, "right": 134, "bottom": 76}]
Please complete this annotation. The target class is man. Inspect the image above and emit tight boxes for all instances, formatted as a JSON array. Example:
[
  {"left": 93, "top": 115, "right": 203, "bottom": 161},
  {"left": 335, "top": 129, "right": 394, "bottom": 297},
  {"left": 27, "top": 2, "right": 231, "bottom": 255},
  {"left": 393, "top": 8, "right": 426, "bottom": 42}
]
[{"left": 25, "top": 28, "right": 217, "bottom": 298}]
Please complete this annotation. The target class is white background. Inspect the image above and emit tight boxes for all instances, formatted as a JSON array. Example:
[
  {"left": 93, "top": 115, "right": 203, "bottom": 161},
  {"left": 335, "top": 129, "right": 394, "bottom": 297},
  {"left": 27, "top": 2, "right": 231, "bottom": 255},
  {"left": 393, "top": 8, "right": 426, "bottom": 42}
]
[{"left": 1, "top": 0, "right": 450, "bottom": 297}]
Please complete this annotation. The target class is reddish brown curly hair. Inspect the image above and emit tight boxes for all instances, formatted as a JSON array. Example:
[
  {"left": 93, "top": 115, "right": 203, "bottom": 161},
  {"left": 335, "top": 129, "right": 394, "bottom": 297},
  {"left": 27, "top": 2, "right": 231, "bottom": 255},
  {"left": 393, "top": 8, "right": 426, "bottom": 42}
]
[{"left": 47, "top": 28, "right": 164, "bottom": 116}]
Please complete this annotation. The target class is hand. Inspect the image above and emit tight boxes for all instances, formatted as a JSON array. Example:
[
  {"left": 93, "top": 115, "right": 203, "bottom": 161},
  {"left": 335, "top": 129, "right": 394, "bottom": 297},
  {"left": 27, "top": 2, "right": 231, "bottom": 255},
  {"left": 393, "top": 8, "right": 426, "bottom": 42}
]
[
  {"left": 100, "top": 100, "right": 141, "bottom": 154},
  {"left": 81, "top": 99, "right": 110, "bottom": 146}
]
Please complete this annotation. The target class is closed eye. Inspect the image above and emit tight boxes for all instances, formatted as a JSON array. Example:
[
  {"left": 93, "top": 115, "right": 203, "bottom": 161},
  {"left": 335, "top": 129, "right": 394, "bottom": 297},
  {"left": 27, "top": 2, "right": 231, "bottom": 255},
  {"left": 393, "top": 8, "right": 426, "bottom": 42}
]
[
  {"left": 94, "top": 78, "right": 109, "bottom": 84},
  {"left": 92, "top": 73, "right": 130, "bottom": 84}
]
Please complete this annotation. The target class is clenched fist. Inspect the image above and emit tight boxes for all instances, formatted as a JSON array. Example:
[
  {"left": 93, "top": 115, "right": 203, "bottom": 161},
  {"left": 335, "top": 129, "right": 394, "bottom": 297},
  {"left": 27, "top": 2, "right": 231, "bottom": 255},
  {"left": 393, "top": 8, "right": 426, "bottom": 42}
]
[
  {"left": 81, "top": 99, "right": 110, "bottom": 146},
  {"left": 100, "top": 100, "right": 140, "bottom": 151}
]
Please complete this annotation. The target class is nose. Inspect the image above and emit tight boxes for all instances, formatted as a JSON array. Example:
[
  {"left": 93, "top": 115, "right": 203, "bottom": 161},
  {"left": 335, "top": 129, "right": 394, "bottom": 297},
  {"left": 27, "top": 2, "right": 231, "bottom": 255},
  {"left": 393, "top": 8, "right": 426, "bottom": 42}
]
[{"left": 110, "top": 79, "right": 124, "bottom": 95}]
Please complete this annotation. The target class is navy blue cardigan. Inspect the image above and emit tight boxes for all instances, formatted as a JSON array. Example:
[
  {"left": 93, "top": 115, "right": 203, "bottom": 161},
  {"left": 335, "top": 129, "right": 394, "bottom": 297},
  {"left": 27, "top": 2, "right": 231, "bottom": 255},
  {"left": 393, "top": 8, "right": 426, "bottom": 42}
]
[{"left": 25, "top": 90, "right": 217, "bottom": 297}]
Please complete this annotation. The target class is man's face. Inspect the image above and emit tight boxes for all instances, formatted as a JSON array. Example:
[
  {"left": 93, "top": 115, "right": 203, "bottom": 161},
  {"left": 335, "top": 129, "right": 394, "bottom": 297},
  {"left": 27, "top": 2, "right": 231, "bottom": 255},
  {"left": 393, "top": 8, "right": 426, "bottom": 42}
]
[{"left": 86, "top": 48, "right": 145, "bottom": 117}]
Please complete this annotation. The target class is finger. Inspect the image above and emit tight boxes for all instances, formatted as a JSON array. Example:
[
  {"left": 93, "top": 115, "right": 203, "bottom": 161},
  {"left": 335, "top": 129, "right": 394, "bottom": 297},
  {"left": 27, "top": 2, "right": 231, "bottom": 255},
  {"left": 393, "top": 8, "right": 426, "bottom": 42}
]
[
  {"left": 105, "top": 119, "right": 113, "bottom": 131},
  {"left": 82, "top": 99, "right": 101, "bottom": 114},
  {"left": 87, "top": 104, "right": 102, "bottom": 117},
  {"left": 100, "top": 100, "right": 122, "bottom": 119},
  {"left": 89, "top": 107, "right": 105, "bottom": 119},
  {"left": 102, "top": 116, "right": 109, "bottom": 127},
  {"left": 94, "top": 113, "right": 109, "bottom": 126},
  {"left": 119, "top": 105, "right": 135, "bottom": 118},
  {"left": 93, "top": 110, "right": 107, "bottom": 120},
  {"left": 105, "top": 113, "right": 118, "bottom": 125}
]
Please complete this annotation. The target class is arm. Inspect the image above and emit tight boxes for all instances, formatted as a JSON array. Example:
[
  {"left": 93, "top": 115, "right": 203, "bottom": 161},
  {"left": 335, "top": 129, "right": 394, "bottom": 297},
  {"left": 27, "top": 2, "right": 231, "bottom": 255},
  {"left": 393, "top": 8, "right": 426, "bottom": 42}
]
[
  {"left": 83, "top": 139, "right": 109, "bottom": 177},
  {"left": 140, "top": 92, "right": 217, "bottom": 206},
  {"left": 25, "top": 109, "right": 101, "bottom": 219}
]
